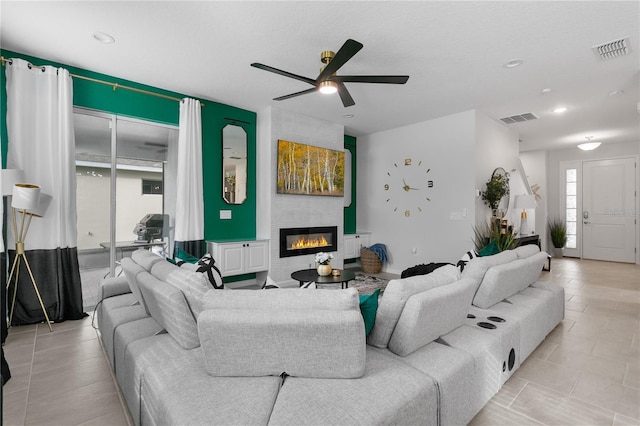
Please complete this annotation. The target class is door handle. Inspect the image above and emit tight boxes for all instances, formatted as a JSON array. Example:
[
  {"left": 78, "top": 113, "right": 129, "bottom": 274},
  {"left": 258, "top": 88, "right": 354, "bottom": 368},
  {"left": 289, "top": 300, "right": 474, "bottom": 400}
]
[{"left": 584, "top": 221, "right": 590, "bottom": 224}]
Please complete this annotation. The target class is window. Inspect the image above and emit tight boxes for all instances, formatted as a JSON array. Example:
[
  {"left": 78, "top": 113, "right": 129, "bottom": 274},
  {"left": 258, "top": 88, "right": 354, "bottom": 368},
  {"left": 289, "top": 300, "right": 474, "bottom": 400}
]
[
  {"left": 142, "top": 179, "right": 163, "bottom": 195},
  {"left": 565, "top": 168, "right": 577, "bottom": 249}
]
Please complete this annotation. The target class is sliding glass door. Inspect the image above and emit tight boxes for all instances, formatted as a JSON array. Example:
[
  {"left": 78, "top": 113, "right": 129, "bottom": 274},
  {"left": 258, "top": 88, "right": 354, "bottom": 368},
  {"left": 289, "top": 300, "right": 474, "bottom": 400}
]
[{"left": 74, "top": 109, "right": 177, "bottom": 281}]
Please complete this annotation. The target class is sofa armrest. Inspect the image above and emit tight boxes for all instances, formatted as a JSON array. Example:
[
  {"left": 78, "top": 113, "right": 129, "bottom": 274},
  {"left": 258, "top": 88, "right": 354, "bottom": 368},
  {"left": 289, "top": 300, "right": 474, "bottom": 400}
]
[
  {"left": 198, "top": 308, "right": 366, "bottom": 379},
  {"left": 99, "top": 276, "right": 131, "bottom": 300}
]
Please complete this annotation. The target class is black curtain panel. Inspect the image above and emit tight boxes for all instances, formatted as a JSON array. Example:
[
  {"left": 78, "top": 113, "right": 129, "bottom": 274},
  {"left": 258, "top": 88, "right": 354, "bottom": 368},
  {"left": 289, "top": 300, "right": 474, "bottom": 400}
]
[
  {"left": 174, "top": 240, "right": 205, "bottom": 260},
  {"left": 7, "top": 248, "right": 85, "bottom": 325}
]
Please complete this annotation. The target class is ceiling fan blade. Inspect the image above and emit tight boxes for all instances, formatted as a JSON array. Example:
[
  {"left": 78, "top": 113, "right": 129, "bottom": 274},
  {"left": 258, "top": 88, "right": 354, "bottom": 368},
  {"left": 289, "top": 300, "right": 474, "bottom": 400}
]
[
  {"left": 273, "top": 87, "right": 318, "bottom": 101},
  {"left": 251, "top": 63, "right": 316, "bottom": 86},
  {"left": 333, "top": 75, "right": 410, "bottom": 84},
  {"left": 336, "top": 82, "right": 355, "bottom": 107},
  {"left": 316, "top": 39, "right": 363, "bottom": 82}
]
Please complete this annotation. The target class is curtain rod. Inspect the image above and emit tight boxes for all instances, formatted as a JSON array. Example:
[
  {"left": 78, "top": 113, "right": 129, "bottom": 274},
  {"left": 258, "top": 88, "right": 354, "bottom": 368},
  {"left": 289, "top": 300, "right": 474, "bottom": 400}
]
[{"left": 0, "top": 56, "right": 204, "bottom": 107}]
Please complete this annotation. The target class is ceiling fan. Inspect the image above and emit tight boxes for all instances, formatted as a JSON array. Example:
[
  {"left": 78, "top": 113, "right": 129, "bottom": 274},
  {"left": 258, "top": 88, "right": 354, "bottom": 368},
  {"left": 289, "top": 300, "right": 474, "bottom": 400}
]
[{"left": 251, "top": 39, "right": 409, "bottom": 107}]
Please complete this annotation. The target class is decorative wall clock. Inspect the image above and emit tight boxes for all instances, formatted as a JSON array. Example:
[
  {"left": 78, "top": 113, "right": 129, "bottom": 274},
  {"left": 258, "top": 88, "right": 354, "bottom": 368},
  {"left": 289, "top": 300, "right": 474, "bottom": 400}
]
[{"left": 384, "top": 158, "right": 434, "bottom": 217}]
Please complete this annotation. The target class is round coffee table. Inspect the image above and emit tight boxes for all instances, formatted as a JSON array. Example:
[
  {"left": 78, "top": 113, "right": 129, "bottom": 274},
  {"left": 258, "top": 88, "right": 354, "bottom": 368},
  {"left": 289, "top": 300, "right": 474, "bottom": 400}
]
[{"left": 291, "top": 269, "right": 356, "bottom": 289}]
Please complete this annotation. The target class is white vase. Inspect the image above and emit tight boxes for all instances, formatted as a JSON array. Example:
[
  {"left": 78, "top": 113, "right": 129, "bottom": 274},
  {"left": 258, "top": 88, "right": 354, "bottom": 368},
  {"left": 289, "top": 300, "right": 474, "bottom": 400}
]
[{"left": 317, "top": 264, "right": 332, "bottom": 276}]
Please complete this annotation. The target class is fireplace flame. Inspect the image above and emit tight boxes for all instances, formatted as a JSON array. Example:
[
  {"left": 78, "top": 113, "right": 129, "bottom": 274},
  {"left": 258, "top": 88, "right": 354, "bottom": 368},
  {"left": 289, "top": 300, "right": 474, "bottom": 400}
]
[{"left": 290, "top": 235, "right": 329, "bottom": 250}]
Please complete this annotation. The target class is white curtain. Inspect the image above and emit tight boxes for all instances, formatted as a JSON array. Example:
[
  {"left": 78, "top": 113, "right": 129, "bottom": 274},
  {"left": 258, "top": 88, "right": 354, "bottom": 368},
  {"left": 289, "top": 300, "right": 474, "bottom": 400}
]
[
  {"left": 6, "top": 58, "right": 77, "bottom": 249},
  {"left": 5, "top": 57, "right": 84, "bottom": 323},
  {"left": 174, "top": 98, "right": 204, "bottom": 253}
]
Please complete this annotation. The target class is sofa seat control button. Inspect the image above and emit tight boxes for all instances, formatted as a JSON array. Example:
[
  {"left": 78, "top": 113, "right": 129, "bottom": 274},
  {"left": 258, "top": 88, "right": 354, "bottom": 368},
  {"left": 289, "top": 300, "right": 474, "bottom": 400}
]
[
  {"left": 467, "top": 314, "right": 476, "bottom": 319},
  {"left": 502, "top": 362, "right": 506, "bottom": 372},
  {"left": 477, "top": 322, "right": 497, "bottom": 329},
  {"left": 487, "top": 316, "right": 505, "bottom": 323}
]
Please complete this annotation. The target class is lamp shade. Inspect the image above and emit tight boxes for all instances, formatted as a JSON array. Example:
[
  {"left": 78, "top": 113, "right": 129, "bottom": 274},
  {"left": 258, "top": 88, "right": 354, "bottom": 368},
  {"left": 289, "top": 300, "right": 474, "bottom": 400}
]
[
  {"left": 1, "top": 169, "right": 25, "bottom": 196},
  {"left": 28, "top": 193, "right": 52, "bottom": 218},
  {"left": 11, "top": 184, "right": 41, "bottom": 210},
  {"left": 514, "top": 194, "right": 536, "bottom": 210}
]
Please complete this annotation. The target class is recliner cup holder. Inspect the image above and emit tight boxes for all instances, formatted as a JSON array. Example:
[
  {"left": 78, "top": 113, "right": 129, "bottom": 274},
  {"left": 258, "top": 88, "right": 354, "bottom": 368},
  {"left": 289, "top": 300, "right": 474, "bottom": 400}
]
[
  {"left": 487, "top": 316, "right": 505, "bottom": 323},
  {"left": 477, "top": 322, "right": 496, "bottom": 329}
]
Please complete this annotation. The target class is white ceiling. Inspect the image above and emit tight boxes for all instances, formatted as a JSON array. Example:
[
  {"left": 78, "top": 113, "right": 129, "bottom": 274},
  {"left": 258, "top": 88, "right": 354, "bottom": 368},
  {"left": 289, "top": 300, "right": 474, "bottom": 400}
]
[{"left": 1, "top": 1, "right": 638, "bottom": 152}]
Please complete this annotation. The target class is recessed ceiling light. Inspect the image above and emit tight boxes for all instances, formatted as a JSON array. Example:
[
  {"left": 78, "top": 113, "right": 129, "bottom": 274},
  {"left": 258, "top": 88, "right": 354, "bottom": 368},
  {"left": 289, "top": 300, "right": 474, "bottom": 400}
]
[
  {"left": 93, "top": 32, "right": 115, "bottom": 44},
  {"left": 541, "top": 88, "right": 552, "bottom": 94},
  {"left": 343, "top": 114, "right": 354, "bottom": 119},
  {"left": 503, "top": 59, "right": 523, "bottom": 69},
  {"left": 553, "top": 106, "right": 568, "bottom": 114}
]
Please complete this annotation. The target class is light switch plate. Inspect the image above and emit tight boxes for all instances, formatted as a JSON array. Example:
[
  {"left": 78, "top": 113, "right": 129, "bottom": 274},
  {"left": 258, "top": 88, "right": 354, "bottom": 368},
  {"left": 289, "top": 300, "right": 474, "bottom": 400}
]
[{"left": 220, "top": 210, "right": 232, "bottom": 219}]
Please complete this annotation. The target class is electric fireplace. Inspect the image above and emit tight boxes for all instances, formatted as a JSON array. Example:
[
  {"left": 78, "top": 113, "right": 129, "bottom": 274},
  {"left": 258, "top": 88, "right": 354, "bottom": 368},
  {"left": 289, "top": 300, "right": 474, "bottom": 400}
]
[{"left": 279, "top": 226, "right": 338, "bottom": 258}]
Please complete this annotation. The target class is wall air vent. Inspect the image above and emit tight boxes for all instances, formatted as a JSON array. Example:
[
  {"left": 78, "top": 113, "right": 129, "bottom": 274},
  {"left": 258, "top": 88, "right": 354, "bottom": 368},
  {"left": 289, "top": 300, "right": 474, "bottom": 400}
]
[
  {"left": 593, "top": 38, "right": 630, "bottom": 60},
  {"left": 500, "top": 113, "right": 538, "bottom": 124}
]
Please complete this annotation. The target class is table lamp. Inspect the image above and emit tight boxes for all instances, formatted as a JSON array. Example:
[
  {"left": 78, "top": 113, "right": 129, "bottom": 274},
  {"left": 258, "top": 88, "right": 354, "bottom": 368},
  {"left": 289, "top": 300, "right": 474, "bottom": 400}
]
[
  {"left": 7, "top": 183, "right": 53, "bottom": 331},
  {"left": 515, "top": 194, "right": 537, "bottom": 236}
]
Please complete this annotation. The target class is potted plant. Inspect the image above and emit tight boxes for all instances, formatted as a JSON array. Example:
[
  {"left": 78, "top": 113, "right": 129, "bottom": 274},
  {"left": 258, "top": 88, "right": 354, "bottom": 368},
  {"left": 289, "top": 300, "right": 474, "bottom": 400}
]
[
  {"left": 481, "top": 172, "right": 510, "bottom": 217},
  {"left": 548, "top": 217, "right": 567, "bottom": 258}
]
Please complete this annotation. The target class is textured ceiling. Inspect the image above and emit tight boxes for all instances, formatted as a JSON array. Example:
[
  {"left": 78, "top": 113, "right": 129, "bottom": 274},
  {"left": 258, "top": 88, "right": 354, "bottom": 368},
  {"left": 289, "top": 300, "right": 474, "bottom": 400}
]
[{"left": 1, "top": 1, "right": 638, "bottom": 152}]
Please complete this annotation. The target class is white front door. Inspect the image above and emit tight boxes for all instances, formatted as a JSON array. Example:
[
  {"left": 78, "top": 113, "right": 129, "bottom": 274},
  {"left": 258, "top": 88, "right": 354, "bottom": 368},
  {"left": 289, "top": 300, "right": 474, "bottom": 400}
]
[{"left": 582, "top": 157, "right": 636, "bottom": 263}]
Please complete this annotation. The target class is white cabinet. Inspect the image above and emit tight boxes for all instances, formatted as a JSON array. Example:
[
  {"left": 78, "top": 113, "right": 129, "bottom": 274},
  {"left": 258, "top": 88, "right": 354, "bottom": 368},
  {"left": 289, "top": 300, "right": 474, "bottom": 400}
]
[
  {"left": 343, "top": 233, "right": 371, "bottom": 259},
  {"left": 207, "top": 240, "right": 269, "bottom": 277}
]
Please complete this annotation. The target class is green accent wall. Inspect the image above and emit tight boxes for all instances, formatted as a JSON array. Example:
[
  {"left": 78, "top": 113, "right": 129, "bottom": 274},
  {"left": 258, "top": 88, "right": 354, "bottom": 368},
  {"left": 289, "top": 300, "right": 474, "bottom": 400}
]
[
  {"left": 344, "top": 134, "right": 357, "bottom": 234},
  {"left": 0, "top": 49, "right": 256, "bottom": 241}
]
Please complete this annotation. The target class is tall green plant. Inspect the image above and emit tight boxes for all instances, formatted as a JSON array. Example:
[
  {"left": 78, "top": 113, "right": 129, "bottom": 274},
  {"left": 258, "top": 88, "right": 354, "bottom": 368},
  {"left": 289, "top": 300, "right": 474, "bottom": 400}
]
[
  {"left": 548, "top": 217, "right": 567, "bottom": 248},
  {"left": 472, "top": 221, "right": 518, "bottom": 253},
  {"left": 481, "top": 174, "right": 510, "bottom": 210}
]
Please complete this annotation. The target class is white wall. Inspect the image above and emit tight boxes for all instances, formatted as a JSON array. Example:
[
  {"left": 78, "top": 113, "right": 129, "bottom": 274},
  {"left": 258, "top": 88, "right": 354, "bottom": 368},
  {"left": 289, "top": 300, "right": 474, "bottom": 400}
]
[
  {"left": 520, "top": 150, "right": 548, "bottom": 248},
  {"left": 357, "top": 111, "right": 477, "bottom": 274},
  {"left": 257, "top": 107, "right": 345, "bottom": 284},
  {"left": 474, "top": 111, "right": 521, "bottom": 228}
]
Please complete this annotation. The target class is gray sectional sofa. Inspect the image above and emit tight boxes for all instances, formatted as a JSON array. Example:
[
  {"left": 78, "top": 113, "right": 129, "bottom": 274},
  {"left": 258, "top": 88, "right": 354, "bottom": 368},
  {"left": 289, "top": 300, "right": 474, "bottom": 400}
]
[{"left": 97, "top": 244, "right": 563, "bottom": 425}]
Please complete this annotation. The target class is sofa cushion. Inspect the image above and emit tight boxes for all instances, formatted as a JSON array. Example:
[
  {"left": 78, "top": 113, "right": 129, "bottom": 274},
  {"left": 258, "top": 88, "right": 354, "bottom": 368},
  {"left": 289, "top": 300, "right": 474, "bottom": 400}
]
[
  {"left": 121, "top": 257, "right": 148, "bottom": 314},
  {"left": 198, "top": 308, "right": 366, "bottom": 378},
  {"left": 151, "top": 260, "right": 212, "bottom": 317},
  {"left": 472, "top": 251, "right": 548, "bottom": 309},
  {"left": 267, "top": 346, "right": 438, "bottom": 426},
  {"left": 202, "top": 287, "right": 359, "bottom": 311},
  {"left": 388, "top": 278, "right": 476, "bottom": 356},
  {"left": 367, "top": 265, "right": 461, "bottom": 348},
  {"left": 461, "top": 249, "right": 518, "bottom": 290},
  {"left": 131, "top": 248, "right": 164, "bottom": 271},
  {"left": 513, "top": 244, "right": 540, "bottom": 258},
  {"left": 136, "top": 271, "right": 200, "bottom": 349}
]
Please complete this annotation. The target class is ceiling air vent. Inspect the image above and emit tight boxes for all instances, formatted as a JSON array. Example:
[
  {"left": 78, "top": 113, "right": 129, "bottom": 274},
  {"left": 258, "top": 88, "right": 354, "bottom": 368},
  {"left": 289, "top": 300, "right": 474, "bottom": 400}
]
[
  {"left": 593, "top": 37, "right": 630, "bottom": 60},
  {"left": 500, "top": 112, "right": 538, "bottom": 124}
]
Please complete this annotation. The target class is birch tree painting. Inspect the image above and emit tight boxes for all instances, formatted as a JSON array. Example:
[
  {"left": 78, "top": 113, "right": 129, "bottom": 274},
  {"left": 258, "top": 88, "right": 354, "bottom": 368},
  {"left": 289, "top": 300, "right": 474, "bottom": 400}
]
[{"left": 277, "top": 140, "right": 345, "bottom": 196}]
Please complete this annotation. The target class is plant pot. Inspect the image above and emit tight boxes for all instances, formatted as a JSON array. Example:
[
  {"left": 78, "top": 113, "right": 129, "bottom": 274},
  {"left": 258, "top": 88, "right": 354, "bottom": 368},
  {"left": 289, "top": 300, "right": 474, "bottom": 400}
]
[
  {"left": 317, "top": 264, "right": 332, "bottom": 276},
  {"left": 552, "top": 247, "right": 564, "bottom": 258}
]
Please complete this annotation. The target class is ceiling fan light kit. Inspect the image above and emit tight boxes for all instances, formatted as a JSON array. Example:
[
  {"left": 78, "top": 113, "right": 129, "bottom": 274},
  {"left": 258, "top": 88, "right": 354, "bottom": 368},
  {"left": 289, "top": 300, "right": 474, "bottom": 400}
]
[{"left": 251, "top": 39, "right": 409, "bottom": 107}]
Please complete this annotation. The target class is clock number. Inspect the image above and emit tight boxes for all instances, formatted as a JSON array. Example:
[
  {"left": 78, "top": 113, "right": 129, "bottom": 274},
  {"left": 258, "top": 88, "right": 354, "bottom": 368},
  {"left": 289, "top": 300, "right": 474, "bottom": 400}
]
[
  {"left": 404, "top": 210, "right": 410, "bottom": 217},
  {"left": 384, "top": 184, "right": 389, "bottom": 190},
  {"left": 428, "top": 180, "right": 434, "bottom": 188},
  {"left": 404, "top": 158, "right": 412, "bottom": 166}
]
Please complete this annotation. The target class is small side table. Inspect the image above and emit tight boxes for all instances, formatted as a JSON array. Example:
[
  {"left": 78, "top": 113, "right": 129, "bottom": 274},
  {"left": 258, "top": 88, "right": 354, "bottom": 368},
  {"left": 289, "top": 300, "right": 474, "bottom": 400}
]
[{"left": 291, "top": 269, "right": 356, "bottom": 289}]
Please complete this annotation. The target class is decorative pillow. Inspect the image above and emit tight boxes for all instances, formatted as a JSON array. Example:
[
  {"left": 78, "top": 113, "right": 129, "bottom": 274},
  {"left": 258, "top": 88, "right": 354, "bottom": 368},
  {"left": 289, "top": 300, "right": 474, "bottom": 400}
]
[
  {"left": 401, "top": 262, "right": 452, "bottom": 278},
  {"left": 175, "top": 247, "right": 199, "bottom": 264},
  {"left": 178, "top": 253, "right": 224, "bottom": 289},
  {"left": 359, "top": 289, "right": 380, "bottom": 336},
  {"left": 456, "top": 249, "right": 478, "bottom": 272},
  {"left": 478, "top": 241, "right": 500, "bottom": 257},
  {"left": 195, "top": 254, "right": 224, "bottom": 289},
  {"left": 262, "top": 276, "right": 281, "bottom": 289},
  {"left": 301, "top": 281, "right": 317, "bottom": 289}
]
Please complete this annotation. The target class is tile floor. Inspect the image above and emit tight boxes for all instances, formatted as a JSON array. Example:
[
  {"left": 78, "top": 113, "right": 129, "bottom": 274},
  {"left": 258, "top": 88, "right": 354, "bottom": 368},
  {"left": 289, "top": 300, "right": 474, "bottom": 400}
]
[{"left": 2, "top": 258, "right": 639, "bottom": 425}]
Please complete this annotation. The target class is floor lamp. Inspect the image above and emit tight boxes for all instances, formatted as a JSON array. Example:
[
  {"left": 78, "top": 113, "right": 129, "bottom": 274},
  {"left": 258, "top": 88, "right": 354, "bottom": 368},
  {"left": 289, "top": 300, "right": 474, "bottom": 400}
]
[{"left": 7, "top": 183, "right": 53, "bottom": 332}]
